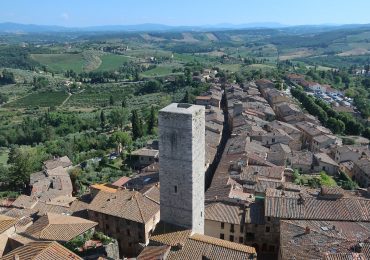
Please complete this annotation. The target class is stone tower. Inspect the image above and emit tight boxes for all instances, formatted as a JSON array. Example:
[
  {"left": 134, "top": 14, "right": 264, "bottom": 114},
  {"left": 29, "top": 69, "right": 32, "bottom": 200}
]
[{"left": 158, "top": 103, "right": 205, "bottom": 234}]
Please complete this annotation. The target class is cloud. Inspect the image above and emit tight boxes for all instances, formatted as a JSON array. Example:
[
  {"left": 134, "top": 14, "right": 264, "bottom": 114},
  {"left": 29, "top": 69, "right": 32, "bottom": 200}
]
[{"left": 61, "top": 12, "right": 70, "bottom": 21}]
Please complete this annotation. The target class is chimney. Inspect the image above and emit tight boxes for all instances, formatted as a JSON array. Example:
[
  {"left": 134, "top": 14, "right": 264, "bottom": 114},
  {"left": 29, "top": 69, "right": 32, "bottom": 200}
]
[
  {"left": 233, "top": 101, "right": 243, "bottom": 117},
  {"left": 305, "top": 226, "right": 310, "bottom": 234}
]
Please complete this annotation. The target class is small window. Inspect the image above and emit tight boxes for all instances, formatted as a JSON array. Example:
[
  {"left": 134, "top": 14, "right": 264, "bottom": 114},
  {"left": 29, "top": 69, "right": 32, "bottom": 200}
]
[
  {"left": 267, "top": 217, "right": 271, "bottom": 221},
  {"left": 272, "top": 138, "right": 275, "bottom": 143},
  {"left": 322, "top": 166, "right": 326, "bottom": 171},
  {"left": 240, "top": 225, "right": 244, "bottom": 233},
  {"left": 220, "top": 233, "right": 224, "bottom": 239},
  {"left": 229, "top": 235, "right": 234, "bottom": 242},
  {"left": 221, "top": 222, "right": 224, "bottom": 229},
  {"left": 265, "top": 226, "right": 270, "bottom": 233},
  {"left": 105, "top": 224, "right": 109, "bottom": 230},
  {"left": 246, "top": 232, "right": 255, "bottom": 240},
  {"left": 116, "top": 226, "right": 119, "bottom": 233},
  {"left": 239, "top": 237, "right": 244, "bottom": 243},
  {"left": 230, "top": 224, "right": 234, "bottom": 233},
  {"left": 174, "top": 185, "right": 178, "bottom": 193},
  {"left": 127, "top": 230, "right": 131, "bottom": 236}
]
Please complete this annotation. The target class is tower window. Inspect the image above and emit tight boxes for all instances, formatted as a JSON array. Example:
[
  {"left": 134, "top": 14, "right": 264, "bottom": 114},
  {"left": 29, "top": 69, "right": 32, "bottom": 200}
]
[{"left": 174, "top": 185, "right": 178, "bottom": 193}]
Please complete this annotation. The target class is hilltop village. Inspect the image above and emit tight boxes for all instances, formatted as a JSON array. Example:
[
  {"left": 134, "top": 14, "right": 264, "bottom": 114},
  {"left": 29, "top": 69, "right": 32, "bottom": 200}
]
[{"left": 1, "top": 69, "right": 370, "bottom": 260}]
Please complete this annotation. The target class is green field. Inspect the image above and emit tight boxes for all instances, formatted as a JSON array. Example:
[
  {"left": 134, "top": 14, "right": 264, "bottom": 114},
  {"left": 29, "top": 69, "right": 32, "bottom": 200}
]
[
  {"left": 4, "top": 91, "right": 69, "bottom": 108},
  {"left": 141, "top": 65, "right": 178, "bottom": 77},
  {"left": 0, "top": 148, "right": 9, "bottom": 166},
  {"left": 96, "top": 54, "right": 131, "bottom": 71},
  {"left": 31, "top": 53, "right": 85, "bottom": 73}
]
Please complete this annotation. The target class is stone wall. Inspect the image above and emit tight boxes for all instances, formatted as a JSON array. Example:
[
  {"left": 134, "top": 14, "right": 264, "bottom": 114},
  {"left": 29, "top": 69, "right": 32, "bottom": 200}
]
[{"left": 158, "top": 103, "right": 205, "bottom": 234}]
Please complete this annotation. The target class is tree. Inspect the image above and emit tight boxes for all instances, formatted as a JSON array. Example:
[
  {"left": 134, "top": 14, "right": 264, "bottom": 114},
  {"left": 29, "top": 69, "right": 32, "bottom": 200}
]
[
  {"left": 109, "top": 95, "right": 114, "bottom": 106},
  {"left": 0, "top": 93, "right": 8, "bottom": 105},
  {"left": 363, "top": 127, "right": 370, "bottom": 139},
  {"left": 131, "top": 110, "right": 144, "bottom": 140},
  {"left": 182, "top": 90, "right": 193, "bottom": 103},
  {"left": 32, "top": 77, "right": 49, "bottom": 90},
  {"left": 110, "top": 131, "right": 132, "bottom": 149},
  {"left": 121, "top": 98, "right": 127, "bottom": 108},
  {"left": 327, "top": 118, "right": 345, "bottom": 134},
  {"left": 6, "top": 147, "right": 45, "bottom": 190},
  {"left": 147, "top": 106, "right": 157, "bottom": 135},
  {"left": 0, "top": 69, "right": 15, "bottom": 85},
  {"left": 345, "top": 120, "right": 364, "bottom": 136},
  {"left": 109, "top": 108, "right": 129, "bottom": 130},
  {"left": 100, "top": 110, "right": 106, "bottom": 129}
]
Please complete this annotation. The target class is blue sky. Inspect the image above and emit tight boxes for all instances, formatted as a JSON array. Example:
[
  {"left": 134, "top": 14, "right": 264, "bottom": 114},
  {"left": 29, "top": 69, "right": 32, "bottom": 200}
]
[{"left": 1, "top": 0, "right": 370, "bottom": 27}]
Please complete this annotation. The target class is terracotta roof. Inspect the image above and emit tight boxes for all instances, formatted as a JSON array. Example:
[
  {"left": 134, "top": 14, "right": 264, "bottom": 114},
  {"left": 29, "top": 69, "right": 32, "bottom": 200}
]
[
  {"left": 354, "top": 158, "right": 370, "bottom": 175},
  {"left": 1, "top": 241, "right": 82, "bottom": 260},
  {"left": 0, "top": 215, "right": 17, "bottom": 234},
  {"left": 265, "top": 188, "right": 370, "bottom": 221},
  {"left": 290, "top": 150, "right": 313, "bottom": 166},
  {"left": 150, "top": 228, "right": 256, "bottom": 259},
  {"left": 166, "top": 233, "right": 256, "bottom": 260},
  {"left": 240, "top": 165, "right": 285, "bottom": 181},
  {"left": 314, "top": 153, "right": 339, "bottom": 166},
  {"left": 295, "top": 121, "right": 332, "bottom": 137},
  {"left": 111, "top": 176, "right": 131, "bottom": 187},
  {"left": 90, "top": 183, "right": 117, "bottom": 193},
  {"left": 88, "top": 189, "right": 159, "bottom": 223},
  {"left": 142, "top": 184, "right": 160, "bottom": 204},
  {"left": 137, "top": 245, "right": 171, "bottom": 260},
  {"left": 22, "top": 213, "right": 97, "bottom": 242},
  {"left": 205, "top": 202, "right": 244, "bottom": 225},
  {"left": 150, "top": 230, "right": 192, "bottom": 247},
  {"left": 9, "top": 233, "right": 37, "bottom": 245},
  {"left": 43, "top": 156, "right": 72, "bottom": 170},
  {"left": 195, "top": 96, "right": 211, "bottom": 100},
  {"left": 323, "top": 253, "right": 367, "bottom": 260},
  {"left": 46, "top": 166, "right": 69, "bottom": 177},
  {"left": 189, "top": 233, "right": 256, "bottom": 254},
  {"left": 280, "top": 220, "right": 370, "bottom": 260},
  {"left": 11, "top": 195, "right": 38, "bottom": 209}
]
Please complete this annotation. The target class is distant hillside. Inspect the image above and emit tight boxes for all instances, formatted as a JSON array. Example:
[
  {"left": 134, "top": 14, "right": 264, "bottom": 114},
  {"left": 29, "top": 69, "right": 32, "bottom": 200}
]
[{"left": 3, "top": 22, "right": 370, "bottom": 34}]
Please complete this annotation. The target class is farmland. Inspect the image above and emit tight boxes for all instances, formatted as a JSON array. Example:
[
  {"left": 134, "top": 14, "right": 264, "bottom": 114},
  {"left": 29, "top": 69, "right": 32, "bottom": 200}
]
[
  {"left": 31, "top": 53, "right": 85, "bottom": 73},
  {"left": 96, "top": 54, "right": 131, "bottom": 71},
  {"left": 4, "top": 91, "right": 69, "bottom": 108}
]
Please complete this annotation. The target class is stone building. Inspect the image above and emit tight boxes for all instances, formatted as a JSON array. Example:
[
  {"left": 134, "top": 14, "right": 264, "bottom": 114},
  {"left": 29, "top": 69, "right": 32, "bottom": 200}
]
[
  {"left": 88, "top": 187, "right": 160, "bottom": 257},
  {"left": 158, "top": 103, "right": 205, "bottom": 234},
  {"left": 353, "top": 158, "right": 370, "bottom": 188},
  {"left": 204, "top": 201, "right": 246, "bottom": 244}
]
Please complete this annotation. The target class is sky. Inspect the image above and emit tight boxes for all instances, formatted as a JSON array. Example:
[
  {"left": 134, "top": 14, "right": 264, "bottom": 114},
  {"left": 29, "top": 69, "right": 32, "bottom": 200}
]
[{"left": 1, "top": 0, "right": 370, "bottom": 27}]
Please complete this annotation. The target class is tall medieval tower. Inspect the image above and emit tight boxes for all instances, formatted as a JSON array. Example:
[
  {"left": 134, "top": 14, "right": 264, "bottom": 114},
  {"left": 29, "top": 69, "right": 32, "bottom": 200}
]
[{"left": 158, "top": 103, "right": 205, "bottom": 234}]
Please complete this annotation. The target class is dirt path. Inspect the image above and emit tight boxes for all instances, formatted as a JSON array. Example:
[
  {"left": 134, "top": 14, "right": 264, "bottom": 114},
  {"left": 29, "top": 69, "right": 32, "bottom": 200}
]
[
  {"left": 60, "top": 93, "right": 72, "bottom": 107},
  {"left": 60, "top": 89, "right": 85, "bottom": 107}
]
